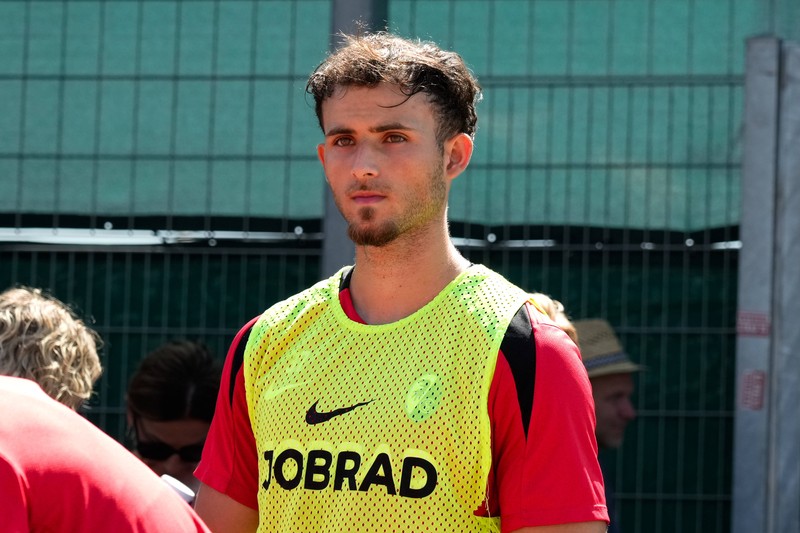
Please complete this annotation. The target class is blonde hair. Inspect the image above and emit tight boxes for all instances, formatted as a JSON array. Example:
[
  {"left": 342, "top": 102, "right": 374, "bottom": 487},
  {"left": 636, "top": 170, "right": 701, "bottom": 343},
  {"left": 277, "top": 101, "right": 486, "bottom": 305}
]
[
  {"left": 0, "top": 287, "right": 102, "bottom": 410},
  {"left": 529, "top": 292, "right": 578, "bottom": 345}
]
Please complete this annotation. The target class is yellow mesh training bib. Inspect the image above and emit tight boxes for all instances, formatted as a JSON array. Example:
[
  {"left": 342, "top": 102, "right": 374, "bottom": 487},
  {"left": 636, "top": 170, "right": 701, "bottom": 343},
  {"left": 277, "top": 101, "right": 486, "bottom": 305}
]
[{"left": 244, "top": 265, "right": 529, "bottom": 532}]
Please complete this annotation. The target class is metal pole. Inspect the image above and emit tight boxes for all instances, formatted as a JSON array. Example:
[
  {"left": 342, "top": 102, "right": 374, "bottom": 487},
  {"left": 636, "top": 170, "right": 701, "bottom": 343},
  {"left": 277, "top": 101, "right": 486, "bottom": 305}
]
[
  {"left": 320, "top": 0, "right": 388, "bottom": 277},
  {"left": 732, "top": 36, "right": 780, "bottom": 533},
  {"left": 734, "top": 36, "right": 800, "bottom": 533},
  {"left": 771, "top": 39, "right": 800, "bottom": 533}
]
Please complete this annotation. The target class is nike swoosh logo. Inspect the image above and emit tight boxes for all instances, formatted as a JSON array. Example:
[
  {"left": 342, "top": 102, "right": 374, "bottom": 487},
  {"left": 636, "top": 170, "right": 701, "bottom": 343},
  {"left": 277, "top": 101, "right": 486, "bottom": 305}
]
[{"left": 305, "top": 399, "right": 373, "bottom": 425}]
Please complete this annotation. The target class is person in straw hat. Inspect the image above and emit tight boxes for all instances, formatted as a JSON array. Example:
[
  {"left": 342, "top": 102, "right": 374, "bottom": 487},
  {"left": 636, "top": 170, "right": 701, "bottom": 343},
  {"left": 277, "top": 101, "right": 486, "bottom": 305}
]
[
  {"left": 573, "top": 319, "right": 640, "bottom": 450},
  {"left": 573, "top": 318, "right": 641, "bottom": 533}
]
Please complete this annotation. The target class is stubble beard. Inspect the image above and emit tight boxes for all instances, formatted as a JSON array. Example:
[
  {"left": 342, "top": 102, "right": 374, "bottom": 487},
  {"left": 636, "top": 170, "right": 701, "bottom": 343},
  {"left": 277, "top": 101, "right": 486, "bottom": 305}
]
[
  {"left": 596, "top": 425, "right": 625, "bottom": 450},
  {"left": 347, "top": 206, "right": 400, "bottom": 247},
  {"left": 346, "top": 163, "right": 447, "bottom": 247}
]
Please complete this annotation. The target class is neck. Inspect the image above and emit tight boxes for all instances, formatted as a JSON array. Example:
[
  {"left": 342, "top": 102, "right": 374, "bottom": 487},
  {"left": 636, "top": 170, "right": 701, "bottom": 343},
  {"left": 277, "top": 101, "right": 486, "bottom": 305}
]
[{"left": 348, "top": 221, "right": 470, "bottom": 325}]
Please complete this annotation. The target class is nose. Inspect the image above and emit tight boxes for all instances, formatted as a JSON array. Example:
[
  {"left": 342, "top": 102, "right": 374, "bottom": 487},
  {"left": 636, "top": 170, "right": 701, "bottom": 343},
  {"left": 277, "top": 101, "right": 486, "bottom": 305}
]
[
  {"left": 160, "top": 453, "right": 186, "bottom": 477},
  {"left": 620, "top": 398, "right": 637, "bottom": 421},
  {"left": 351, "top": 143, "right": 380, "bottom": 180}
]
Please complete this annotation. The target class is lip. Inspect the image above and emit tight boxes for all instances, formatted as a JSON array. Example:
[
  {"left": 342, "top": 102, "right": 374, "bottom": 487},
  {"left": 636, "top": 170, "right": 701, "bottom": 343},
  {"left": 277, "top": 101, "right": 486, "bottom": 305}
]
[{"left": 350, "top": 192, "right": 385, "bottom": 204}]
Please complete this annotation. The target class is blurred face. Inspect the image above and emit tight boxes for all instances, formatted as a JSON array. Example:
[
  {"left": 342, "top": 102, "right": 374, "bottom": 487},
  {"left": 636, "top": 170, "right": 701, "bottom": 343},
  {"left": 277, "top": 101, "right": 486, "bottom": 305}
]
[
  {"left": 591, "top": 372, "right": 637, "bottom": 449},
  {"left": 316, "top": 83, "right": 471, "bottom": 247},
  {"left": 132, "top": 416, "right": 210, "bottom": 493}
]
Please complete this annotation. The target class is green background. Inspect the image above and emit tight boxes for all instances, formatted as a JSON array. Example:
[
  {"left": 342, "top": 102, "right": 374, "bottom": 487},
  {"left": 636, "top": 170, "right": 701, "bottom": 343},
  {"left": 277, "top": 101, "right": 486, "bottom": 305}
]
[{"left": 3, "top": 1, "right": 798, "bottom": 531}]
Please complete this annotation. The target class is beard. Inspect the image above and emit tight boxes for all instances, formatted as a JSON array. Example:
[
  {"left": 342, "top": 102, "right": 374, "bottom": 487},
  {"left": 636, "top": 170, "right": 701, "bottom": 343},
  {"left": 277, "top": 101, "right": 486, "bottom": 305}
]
[
  {"left": 347, "top": 206, "right": 400, "bottom": 246},
  {"left": 345, "top": 162, "right": 447, "bottom": 247}
]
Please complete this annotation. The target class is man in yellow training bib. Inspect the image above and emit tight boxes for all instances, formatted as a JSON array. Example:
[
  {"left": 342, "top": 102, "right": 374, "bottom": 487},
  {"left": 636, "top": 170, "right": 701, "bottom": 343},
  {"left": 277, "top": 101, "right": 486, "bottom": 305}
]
[{"left": 194, "top": 32, "right": 609, "bottom": 533}]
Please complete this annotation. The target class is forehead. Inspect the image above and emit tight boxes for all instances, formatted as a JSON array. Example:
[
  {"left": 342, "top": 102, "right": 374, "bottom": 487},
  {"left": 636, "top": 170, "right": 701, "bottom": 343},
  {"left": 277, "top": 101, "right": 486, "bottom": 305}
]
[
  {"left": 137, "top": 417, "right": 210, "bottom": 446},
  {"left": 591, "top": 372, "right": 634, "bottom": 394},
  {"left": 320, "top": 83, "right": 436, "bottom": 131}
]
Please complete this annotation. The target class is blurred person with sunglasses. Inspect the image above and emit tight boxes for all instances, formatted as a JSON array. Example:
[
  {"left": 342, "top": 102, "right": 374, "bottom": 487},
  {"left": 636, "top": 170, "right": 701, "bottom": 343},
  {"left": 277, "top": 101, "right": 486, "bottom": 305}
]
[{"left": 127, "top": 340, "right": 222, "bottom": 500}]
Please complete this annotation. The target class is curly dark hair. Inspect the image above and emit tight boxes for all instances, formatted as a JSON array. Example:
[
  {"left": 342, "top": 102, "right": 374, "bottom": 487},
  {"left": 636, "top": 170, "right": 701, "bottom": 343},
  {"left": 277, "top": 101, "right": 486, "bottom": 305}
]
[
  {"left": 127, "top": 340, "right": 221, "bottom": 422},
  {"left": 306, "top": 31, "right": 482, "bottom": 146}
]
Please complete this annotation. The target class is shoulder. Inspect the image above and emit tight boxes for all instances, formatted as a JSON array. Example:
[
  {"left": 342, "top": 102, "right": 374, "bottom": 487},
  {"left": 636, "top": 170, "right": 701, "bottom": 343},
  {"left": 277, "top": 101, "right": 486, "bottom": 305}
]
[
  {"left": 499, "top": 301, "right": 580, "bottom": 369},
  {"left": 220, "top": 316, "right": 261, "bottom": 407},
  {"left": 489, "top": 307, "right": 607, "bottom": 529},
  {"left": 528, "top": 307, "right": 585, "bottom": 383},
  {"left": 472, "top": 264, "right": 530, "bottom": 297},
  {"left": 0, "top": 380, "right": 209, "bottom": 531},
  {"left": 492, "top": 302, "right": 586, "bottom": 431},
  {"left": 252, "top": 270, "right": 344, "bottom": 332}
]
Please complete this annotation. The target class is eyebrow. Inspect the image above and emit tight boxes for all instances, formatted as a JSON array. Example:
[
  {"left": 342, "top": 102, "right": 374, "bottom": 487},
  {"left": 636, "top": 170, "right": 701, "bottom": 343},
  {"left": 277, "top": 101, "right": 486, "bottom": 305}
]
[{"left": 324, "top": 122, "right": 415, "bottom": 137}]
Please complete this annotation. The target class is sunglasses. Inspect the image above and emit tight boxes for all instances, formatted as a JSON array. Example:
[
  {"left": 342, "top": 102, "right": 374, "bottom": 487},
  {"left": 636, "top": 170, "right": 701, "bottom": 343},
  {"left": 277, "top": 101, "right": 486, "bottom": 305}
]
[
  {"left": 135, "top": 440, "right": 205, "bottom": 463},
  {"left": 130, "top": 414, "right": 205, "bottom": 462}
]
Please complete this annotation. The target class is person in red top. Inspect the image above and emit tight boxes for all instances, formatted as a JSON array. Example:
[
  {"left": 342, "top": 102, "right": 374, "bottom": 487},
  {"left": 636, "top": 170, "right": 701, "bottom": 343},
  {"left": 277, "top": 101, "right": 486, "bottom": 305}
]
[
  {"left": 0, "top": 286, "right": 101, "bottom": 410},
  {"left": 194, "top": 31, "right": 608, "bottom": 533},
  {"left": 0, "top": 375, "right": 210, "bottom": 533}
]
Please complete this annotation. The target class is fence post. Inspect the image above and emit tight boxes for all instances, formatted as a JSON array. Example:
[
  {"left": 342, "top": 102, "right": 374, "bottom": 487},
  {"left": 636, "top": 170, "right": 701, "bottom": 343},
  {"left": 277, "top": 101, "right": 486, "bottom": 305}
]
[
  {"left": 734, "top": 36, "right": 800, "bottom": 533},
  {"left": 771, "top": 38, "right": 800, "bottom": 533}
]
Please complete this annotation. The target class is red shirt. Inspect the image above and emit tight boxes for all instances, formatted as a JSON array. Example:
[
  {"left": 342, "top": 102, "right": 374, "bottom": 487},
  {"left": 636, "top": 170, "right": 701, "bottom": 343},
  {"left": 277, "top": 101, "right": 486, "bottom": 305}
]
[
  {"left": 196, "top": 289, "right": 607, "bottom": 531},
  {"left": 0, "top": 376, "right": 210, "bottom": 533}
]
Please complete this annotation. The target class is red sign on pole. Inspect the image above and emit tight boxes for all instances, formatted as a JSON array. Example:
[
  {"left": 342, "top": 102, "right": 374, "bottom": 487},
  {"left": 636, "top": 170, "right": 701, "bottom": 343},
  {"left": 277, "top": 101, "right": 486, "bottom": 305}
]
[
  {"left": 740, "top": 370, "right": 766, "bottom": 410},
  {"left": 737, "top": 311, "right": 771, "bottom": 337}
]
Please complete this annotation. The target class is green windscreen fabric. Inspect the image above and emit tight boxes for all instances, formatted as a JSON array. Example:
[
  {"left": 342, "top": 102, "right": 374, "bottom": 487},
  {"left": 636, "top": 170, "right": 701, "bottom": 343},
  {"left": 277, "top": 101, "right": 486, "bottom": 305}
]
[
  {"left": 391, "top": 0, "right": 752, "bottom": 231},
  {"left": 3, "top": 0, "right": 794, "bottom": 230},
  {"left": 0, "top": 1, "right": 328, "bottom": 221}
]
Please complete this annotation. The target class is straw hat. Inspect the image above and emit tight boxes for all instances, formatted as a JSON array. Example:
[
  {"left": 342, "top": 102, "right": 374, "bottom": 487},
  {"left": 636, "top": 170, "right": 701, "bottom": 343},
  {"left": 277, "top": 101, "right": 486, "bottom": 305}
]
[{"left": 573, "top": 319, "right": 642, "bottom": 378}]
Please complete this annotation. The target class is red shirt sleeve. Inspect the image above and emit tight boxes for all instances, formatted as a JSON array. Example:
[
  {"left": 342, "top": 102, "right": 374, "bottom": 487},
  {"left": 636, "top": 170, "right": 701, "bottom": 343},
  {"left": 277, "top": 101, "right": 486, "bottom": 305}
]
[
  {"left": 485, "top": 303, "right": 609, "bottom": 531},
  {"left": 194, "top": 317, "right": 260, "bottom": 510}
]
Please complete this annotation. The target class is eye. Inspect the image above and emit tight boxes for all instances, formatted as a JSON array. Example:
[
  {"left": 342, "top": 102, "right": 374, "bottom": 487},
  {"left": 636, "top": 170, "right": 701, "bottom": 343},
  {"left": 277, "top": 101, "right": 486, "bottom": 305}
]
[
  {"left": 332, "top": 137, "right": 354, "bottom": 147},
  {"left": 385, "top": 134, "right": 406, "bottom": 143}
]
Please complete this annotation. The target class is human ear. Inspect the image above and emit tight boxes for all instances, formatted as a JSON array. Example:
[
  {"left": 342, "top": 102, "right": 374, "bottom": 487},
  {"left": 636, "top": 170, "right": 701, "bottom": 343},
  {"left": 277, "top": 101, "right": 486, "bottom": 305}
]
[
  {"left": 316, "top": 143, "right": 326, "bottom": 166},
  {"left": 443, "top": 133, "right": 474, "bottom": 180},
  {"left": 316, "top": 144, "right": 333, "bottom": 185}
]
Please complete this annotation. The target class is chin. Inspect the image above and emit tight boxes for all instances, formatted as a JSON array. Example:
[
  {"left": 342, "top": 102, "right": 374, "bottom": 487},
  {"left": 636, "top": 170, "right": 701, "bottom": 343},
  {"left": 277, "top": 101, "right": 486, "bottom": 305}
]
[
  {"left": 607, "top": 437, "right": 625, "bottom": 449},
  {"left": 347, "top": 223, "right": 400, "bottom": 247},
  {"left": 597, "top": 434, "right": 624, "bottom": 449},
  {"left": 180, "top": 475, "right": 201, "bottom": 493}
]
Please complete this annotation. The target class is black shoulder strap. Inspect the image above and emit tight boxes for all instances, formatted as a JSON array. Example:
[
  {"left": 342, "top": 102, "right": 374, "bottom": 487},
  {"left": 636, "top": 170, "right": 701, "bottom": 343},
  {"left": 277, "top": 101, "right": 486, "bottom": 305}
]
[
  {"left": 499, "top": 303, "right": 537, "bottom": 438},
  {"left": 339, "top": 266, "right": 354, "bottom": 291},
  {"left": 228, "top": 322, "right": 255, "bottom": 406}
]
